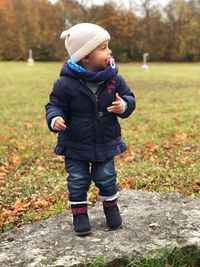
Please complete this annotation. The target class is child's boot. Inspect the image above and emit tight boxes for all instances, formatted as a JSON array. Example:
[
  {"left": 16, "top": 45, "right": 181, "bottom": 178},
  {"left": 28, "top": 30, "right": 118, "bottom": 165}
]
[
  {"left": 71, "top": 204, "right": 92, "bottom": 236},
  {"left": 103, "top": 199, "right": 122, "bottom": 230}
]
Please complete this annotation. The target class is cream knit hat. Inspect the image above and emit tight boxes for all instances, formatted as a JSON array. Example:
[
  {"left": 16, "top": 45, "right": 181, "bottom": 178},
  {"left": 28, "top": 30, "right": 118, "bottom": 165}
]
[{"left": 60, "top": 23, "right": 110, "bottom": 63}]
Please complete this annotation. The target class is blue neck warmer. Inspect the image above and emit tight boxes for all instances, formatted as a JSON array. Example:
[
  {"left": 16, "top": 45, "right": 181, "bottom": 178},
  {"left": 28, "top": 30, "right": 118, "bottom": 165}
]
[{"left": 67, "top": 59, "right": 118, "bottom": 83}]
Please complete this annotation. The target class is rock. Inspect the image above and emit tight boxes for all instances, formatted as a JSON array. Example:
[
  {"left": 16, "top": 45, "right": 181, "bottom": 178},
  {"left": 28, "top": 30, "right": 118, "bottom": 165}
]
[{"left": 0, "top": 190, "right": 200, "bottom": 266}]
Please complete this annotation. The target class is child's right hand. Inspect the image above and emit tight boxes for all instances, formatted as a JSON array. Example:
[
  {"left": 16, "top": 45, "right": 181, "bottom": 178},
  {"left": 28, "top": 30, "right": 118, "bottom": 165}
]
[{"left": 54, "top": 118, "right": 67, "bottom": 131}]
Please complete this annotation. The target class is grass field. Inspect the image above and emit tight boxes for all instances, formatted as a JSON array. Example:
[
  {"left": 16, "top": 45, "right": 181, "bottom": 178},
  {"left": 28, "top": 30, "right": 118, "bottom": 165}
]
[{"left": 0, "top": 61, "right": 200, "bottom": 231}]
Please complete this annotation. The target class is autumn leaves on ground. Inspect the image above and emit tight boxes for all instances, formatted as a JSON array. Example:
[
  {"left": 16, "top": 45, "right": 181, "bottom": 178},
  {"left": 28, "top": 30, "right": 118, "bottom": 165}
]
[{"left": 0, "top": 62, "right": 200, "bottom": 232}]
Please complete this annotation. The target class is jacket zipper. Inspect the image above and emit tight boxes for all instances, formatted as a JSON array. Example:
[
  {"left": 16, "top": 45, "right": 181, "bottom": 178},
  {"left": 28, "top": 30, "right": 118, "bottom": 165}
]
[
  {"left": 79, "top": 79, "right": 100, "bottom": 161},
  {"left": 79, "top": 80, "right": 99, "bottom": 115}
]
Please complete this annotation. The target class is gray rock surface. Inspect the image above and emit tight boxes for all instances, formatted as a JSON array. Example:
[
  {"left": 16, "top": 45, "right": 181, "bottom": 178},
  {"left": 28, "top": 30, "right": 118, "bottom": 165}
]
[{"left": 0, "top": 190, "right": 200, "bottom": 267}]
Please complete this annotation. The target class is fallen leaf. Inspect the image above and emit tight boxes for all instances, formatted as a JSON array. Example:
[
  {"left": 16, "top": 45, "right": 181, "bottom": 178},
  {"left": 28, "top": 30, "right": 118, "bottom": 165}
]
[
  {"left": 0, "top": 172, "right": 7, "bottom": 179},
  {"left": 0, "top": 180, "right": 8, "bottom": 186},
  {"left": 174, "top": 133, "right": 187, "bottom": 140},
  {"left": 34, "top": 199, "right": 49, "bottom": 209},
  {"left": 149, "top": 156, "right": 157, "bottom": 162},
  {"left": 122, "top": 182, "right": 131, "bottom": 189},
  {"left": 0, "top": 217, "right": 4, "bottom": 228},
  {"left": 1, "top": 210, "right": 13, "bottom": 219},
  {"left": 121, "top": 178, "right": 135, "bottom": 189},
  {"left": 1, "top": 135, "right": 7, "bottom": 142},
  {"left": 9, "top": 153, "right": 21, "bottom": 169},
  {"left": 13, "top": 198, "right": 25, "bottom": 212},
  {"left": 161, "top": 142, "right": 172, "bottom": 149},
  {"left": 24, "top": 122, "right": 34, "bottom": 129},
  {"left": 124, "top": 156, "right": 135, "bottom": 162},
  {"left": 149, "top": 146, "right": 158, "bottom": 152},
  {"left": 192, "top": 181, "right": 200, "bottom": 192},
  {"left": 52, "top": 156, "right": 64, "bottom": 163},
  {"left": 60, "top": 192, "right": 67, "bottom": 200}
]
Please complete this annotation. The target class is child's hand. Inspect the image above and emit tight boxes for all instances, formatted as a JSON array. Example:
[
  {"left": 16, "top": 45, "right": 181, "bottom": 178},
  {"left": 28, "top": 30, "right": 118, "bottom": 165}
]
[
  {"left": 54, "top": 118, "right": 67, "bottom": 131},
  {"left": 107, "top": 93, "right": 123, "bottom": 114}
]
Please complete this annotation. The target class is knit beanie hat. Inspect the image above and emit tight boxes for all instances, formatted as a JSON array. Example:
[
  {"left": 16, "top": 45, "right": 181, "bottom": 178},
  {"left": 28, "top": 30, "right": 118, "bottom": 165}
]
[{"left": 60, "top": 23, "right": 110, "bottom": 63}]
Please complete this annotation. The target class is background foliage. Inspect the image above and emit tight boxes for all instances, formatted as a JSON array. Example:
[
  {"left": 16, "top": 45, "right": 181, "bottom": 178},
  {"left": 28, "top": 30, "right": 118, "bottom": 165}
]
[{"left": 0, "top": 0, "right": 200, "bottom": 61}]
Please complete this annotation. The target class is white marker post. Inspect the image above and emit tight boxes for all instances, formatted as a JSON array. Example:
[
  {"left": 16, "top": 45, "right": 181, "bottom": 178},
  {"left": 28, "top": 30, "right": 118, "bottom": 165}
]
[
  {"left": 142, "top": 53, "right": 149, "bottom": 72},
  {"left": 27, "top": 49, "right": 34, "bottom": 66}
]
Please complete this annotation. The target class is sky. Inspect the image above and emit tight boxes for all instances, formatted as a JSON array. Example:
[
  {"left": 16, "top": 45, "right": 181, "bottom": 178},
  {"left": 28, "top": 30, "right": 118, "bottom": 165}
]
[{"left": 49, "top": 0, "right": 171, "bottom": 7}]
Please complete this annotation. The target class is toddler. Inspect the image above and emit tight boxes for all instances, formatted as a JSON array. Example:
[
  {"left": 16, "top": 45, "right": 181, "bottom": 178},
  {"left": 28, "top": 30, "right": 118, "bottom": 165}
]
[{"left": 45, "top": 23, "right": 136, "bottom": 236}]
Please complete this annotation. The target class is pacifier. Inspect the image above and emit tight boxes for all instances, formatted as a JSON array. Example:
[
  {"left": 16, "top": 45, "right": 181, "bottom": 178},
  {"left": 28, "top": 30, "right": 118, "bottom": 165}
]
[{"left": 105, "top": 56, "right": 116, "bottom": 69}]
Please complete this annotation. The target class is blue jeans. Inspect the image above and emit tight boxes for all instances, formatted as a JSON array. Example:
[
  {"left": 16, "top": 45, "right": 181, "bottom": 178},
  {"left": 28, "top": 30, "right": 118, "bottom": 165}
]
[{"left": 65, "top": 158, "right": 118, "bottom": 204}]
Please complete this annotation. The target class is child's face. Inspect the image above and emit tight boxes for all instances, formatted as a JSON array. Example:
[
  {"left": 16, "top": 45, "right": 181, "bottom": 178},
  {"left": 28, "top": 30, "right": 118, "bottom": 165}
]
[{"left": 84, "top": 41, "right": 112, "bottom": 72}]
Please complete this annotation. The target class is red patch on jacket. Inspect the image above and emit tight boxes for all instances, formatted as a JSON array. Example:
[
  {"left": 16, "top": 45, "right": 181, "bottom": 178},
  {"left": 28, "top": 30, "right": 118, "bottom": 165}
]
[{"left": 107, "top": 80, "right": 116, "bottom": 94}]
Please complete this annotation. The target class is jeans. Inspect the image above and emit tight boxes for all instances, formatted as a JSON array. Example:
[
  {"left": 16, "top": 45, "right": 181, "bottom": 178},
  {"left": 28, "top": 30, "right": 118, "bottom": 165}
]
[{"left": 65, "top": 158, "right": 118, "bottom": 204}]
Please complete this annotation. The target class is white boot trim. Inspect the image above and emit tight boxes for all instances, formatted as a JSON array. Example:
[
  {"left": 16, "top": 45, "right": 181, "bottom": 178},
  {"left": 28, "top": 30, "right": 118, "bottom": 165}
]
[
  {"left": 99, "top": 192, "right": 119, "bottom": 202},
  {"left": 68, "top": 200, "right": 88, "bottom": 205}
]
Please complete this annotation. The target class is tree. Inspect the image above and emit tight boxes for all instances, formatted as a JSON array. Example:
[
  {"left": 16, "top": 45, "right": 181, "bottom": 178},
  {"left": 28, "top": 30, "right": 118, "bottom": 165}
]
[
  {"left": 0, "top": 0, "right": 200, "bottom": 61},
  {"left": 163, "top": 0, "right": 200, "bottom": 61},
  {"left": 0, "top": 0, "right": 16, "bottom": 59}
]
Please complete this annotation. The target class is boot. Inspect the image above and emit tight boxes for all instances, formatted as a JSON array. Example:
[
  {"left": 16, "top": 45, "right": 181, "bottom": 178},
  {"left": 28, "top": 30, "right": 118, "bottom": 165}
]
[
  {"left": 103, "top": 199, "right": 122, "bottom": 230},
  {"left": 71, "top": 204, "right": 92, "bottom": 236}
]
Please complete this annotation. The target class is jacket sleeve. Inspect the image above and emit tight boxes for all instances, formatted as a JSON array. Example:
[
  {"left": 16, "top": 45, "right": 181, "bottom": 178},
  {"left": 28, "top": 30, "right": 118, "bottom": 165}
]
[
  {"left": 116, "top": 75, "right": 136, "bottom": 119},
  {"left": 45, "top": 79, "right": 70, "bottom": 133}
]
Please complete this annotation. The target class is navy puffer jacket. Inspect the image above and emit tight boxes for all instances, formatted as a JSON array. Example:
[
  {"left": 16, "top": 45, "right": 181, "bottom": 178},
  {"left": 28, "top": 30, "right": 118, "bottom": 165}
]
[{"left": 45, "top": 65, "right": 136, "bottom": 162}]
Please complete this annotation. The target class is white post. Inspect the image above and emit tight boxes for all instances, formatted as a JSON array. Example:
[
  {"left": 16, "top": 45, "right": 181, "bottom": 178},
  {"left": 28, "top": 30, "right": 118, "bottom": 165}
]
[
  {"left": 142, "top": 53, "right": 149, "bottom": 72},
  {"left": 27, "top": 49, "right": 34, "bottom": 66}
]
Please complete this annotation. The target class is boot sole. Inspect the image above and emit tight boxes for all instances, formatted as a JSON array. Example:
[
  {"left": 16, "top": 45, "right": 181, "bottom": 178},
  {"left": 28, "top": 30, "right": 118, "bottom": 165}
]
[
  {"left": 108, "top": 223, "right": 123, "bottom": 231},
  {"left": 74, "top": 229, "right": 92, "bottom": 236}
]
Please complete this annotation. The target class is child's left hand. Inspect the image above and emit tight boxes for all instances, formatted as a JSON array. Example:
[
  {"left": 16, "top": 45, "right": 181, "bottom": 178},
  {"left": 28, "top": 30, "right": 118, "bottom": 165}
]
[{"left": 107, "top": 93, "right": 123, "bottom": 114}]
